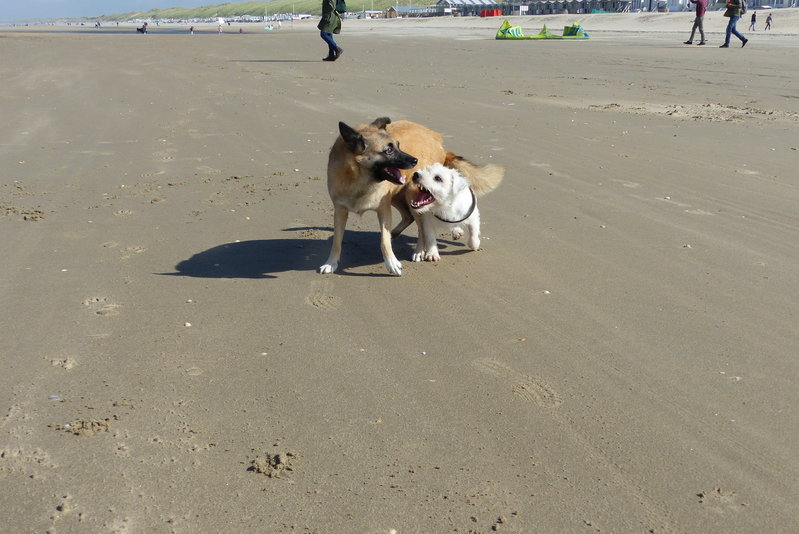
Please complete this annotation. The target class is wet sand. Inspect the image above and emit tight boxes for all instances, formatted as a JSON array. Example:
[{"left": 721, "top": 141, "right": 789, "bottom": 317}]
[{"left": 2, "top": 12, "right": 799, "bottom": 533}]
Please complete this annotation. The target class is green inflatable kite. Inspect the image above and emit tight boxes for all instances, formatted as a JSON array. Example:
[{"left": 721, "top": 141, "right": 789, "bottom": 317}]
[{"left": 496, "top": 19, "right": 590, "bottom": 40}]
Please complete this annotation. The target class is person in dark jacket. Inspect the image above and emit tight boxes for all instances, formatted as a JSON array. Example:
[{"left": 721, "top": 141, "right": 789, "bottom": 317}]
[
  {"left": 720, "top": 0, "right": 748, "bottom": 48},
  {"left": 318, "top": 0, "right": 343, "bottom": 61}
]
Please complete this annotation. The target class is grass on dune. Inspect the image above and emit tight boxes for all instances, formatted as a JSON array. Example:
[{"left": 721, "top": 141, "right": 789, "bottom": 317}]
[{"left": 105, "top": 0, "right": 403, "bottom": 20}]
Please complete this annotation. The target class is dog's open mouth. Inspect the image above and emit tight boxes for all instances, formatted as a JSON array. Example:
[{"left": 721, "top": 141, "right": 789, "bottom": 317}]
[
  {"left": 411, "top": 186, "right": 436, "bottom": 209},
  {"left": 382, "top": 167, "right": 406, "bottom": 185}
]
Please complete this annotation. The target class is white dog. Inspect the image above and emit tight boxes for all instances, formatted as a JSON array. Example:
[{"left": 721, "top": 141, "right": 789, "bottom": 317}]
[{"left": 409, "top": 163, "right": 484, "bottom": 262}]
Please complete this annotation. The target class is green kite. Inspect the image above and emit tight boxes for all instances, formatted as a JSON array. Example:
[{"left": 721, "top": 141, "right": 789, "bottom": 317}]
[{"left": 495, "top": 19, "right": 590, "bottom": 40}]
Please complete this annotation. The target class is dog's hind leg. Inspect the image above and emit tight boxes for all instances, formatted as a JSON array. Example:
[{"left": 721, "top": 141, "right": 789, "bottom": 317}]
[
  {"left": 465, "top": 223, "right": 480, "bottom": 250},
  {"left": 390, "top": 196, "right": 414, "bottom": 239},
  {"left": 319, "top": 204, "right": 349, "bottom": 274},
  {"left": 465, "top": 210, "right": 481, "bottom": 250}
]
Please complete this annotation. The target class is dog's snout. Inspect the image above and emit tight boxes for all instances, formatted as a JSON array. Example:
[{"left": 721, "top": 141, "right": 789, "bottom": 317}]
[
  {"left": 412, "top": 171, "right": 420, "bottom": 183},
  {"left": 409, "top": 157, "right": 418, "bottom": 168}
]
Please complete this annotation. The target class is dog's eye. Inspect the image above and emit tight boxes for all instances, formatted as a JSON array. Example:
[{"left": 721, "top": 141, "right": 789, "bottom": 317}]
[
  {"left": 434, "top": 175, "right": 442, "bottom": 182},
  {"left": 384, "top": 145, "right": 394, "bottom": 155}
]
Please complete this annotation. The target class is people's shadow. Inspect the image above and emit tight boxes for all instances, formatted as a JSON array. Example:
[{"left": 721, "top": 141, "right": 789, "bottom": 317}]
[
  {"left": 232, "top": 59, "right": 318, "bottom": 64},
  {"left": 160, "top": 227, "right": 420, "bottom": 279}
]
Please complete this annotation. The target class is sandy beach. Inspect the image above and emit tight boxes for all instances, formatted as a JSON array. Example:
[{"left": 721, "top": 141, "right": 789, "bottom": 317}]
[{"left": 2, "top": 11, "right": 799, "bottom": 533}]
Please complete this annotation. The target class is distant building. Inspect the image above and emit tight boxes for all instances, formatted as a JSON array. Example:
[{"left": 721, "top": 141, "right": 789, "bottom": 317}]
[
  {"left": 436, "top": 0, "right": 500, "bottom": 16},
  {"left": 387, "top": 5, "right": 445, "bottom": 16},
  {"left": 505, "top": 0, "right": 671, "bottom": 15}
]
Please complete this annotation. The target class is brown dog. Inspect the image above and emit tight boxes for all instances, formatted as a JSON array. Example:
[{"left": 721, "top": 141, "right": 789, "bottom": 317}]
[{"left": 319, "top": 117, "right": 503, "bottom": 275}]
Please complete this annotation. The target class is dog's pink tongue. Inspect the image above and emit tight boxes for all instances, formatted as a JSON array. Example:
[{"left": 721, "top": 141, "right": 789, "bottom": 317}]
[
  {"left": 387, "top": 168, "right": 405, "bottom": 184},
  {"left": 412, "top": 189, "right": 435, "bottom": 208}
]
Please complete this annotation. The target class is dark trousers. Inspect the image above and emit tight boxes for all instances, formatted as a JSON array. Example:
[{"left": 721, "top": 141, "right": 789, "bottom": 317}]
[
  {"left": 689, "top": 16, "right": 705, "bottom": 42},
  {"left": 320, "top": 31, "right": 338, "bottom": 55}
]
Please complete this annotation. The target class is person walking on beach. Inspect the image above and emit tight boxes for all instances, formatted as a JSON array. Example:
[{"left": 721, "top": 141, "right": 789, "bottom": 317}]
[
  {"left": 748, "top": 10, "right": 757, "bottom": 30},
  {"left": 765, "top": 13, "right": 772, "bottom": 30},
  {"left": 683, "top": 0, "right": 707, "bottom": 45},
  {"left": 318, "top": 0, "right": 343, "bottom": 61},
  {"left": 720, "top": 0, "right": 748, "bottom": 48}
]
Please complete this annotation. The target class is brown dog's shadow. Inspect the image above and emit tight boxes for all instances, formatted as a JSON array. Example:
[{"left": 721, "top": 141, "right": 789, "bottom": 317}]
[{"left": 160, "top": 228, "right": 464, "bottom": 279}]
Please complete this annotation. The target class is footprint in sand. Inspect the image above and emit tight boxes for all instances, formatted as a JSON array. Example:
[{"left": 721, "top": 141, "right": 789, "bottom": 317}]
[
  {"left": 153, "top": 149, "right": 176, "bottom": 163},
  {"left": 697, "top": 487, "right": 747, "bottom": 513},
  {"left": 120, "top": 246, "right": 146, "bottom": 259},
  {"left": 83, "top": 297, "right": 122, "bottom": 316},
  {"left": 0, "top": 447, "right": 57, "bottom": 476},
  {"left": 196, "top": 165, "right": 221, "bottom": 175},
  {"left": 610, "top": 178, "right": 641, "bottom": 189},
  {"left": 139, "top": 170, "right": 166, "bottom": 179},
  {"left": 305, "top": 279, "right": 340, "bottom": 311},
  {"left": 472, "top": 358, "right": 562, "bottom": 408},
  {"left": 50, "top": 358, "right": 77, "bottom": 370}
]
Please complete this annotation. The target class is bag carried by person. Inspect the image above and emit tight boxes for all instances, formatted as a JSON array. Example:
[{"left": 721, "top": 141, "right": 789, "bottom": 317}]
[{"left": 336, "top": 0, "right": 347, "bottom": 13}]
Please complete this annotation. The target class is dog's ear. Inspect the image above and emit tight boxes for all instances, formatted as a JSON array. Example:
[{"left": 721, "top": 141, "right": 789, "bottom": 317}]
[
  {"left": 370, "top": 117, "right": 391, "bottom": 130},
  {"left": 453, "top": 171, "right": 470, "bottom": 194},
  {"left": 339, "top": 122, "right": 365, "bottom": 153}
]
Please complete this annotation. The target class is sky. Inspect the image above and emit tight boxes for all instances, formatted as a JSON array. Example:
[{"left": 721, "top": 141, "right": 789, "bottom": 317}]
[{"left": 1, "top": 1, "right": 216, "bottom": 21}]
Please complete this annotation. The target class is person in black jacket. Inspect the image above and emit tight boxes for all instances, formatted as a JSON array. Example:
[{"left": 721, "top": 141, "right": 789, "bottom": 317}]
[{"left": 318, "top": 0, "right": 343, "bottom": 61}]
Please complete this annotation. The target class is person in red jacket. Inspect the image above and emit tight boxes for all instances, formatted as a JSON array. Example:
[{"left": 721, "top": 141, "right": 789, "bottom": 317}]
[{"left": 684, "top": 0, "right": 708, "bottom": 45}]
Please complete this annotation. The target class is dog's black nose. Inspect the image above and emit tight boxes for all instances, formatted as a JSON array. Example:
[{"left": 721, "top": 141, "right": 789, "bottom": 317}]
[{"left": 412, "top": 172, "right": 420, "bottom": 183}]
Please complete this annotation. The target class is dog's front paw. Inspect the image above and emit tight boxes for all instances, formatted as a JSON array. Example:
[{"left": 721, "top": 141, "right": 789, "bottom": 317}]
[
  {"left": 411, "top": 251, "right": 424, "bottom": 262},
  {"left": 451, "top": 227, "right": 464, "bottom": 240},
  {"left": 385, "top": 257, "right": 403, "bottom": 275},
  {"left": 423, "top": 249, "right": 441, "bottom": 262},
  {"left": 319, "top": 262, "right": 337, "bottom": 274}
]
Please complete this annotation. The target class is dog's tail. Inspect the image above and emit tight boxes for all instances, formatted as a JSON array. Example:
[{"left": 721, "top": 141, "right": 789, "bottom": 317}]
[{"left": 444, "top": 152, "right": 504, "bottom": 197}]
